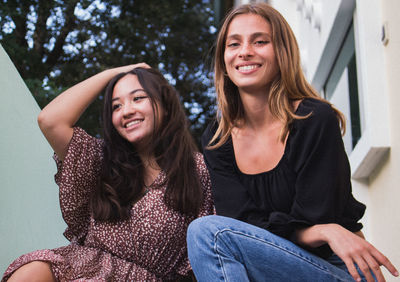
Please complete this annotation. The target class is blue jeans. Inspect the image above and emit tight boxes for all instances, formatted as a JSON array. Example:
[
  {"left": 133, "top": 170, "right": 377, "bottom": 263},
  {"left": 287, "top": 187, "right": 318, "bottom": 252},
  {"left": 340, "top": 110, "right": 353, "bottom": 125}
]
[{"left": 187, "top": 215, "right": 367, "bottom": 282}]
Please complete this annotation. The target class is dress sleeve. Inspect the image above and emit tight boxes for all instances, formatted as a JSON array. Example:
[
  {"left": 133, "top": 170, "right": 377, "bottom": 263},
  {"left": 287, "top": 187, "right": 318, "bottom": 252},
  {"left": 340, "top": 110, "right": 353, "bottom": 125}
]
[
  {"left": 53, "top": 127, "right": 104, "bottom": 243},
  {"left": 201, "top": 124, "right": 266, "bottom": 223},
  {"left": 174, "top": 153, "right": 215, "bottom": 278},
  {"left": 273, "top": 101, "right": 366, "bottom": 255},
  {"left": 194, "top": 152, "right": 216, "bottom": 217}
]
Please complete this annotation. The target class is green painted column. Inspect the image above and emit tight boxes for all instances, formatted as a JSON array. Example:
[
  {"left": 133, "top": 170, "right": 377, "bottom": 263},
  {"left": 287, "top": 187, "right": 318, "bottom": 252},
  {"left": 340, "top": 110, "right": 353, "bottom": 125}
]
[{"left": 0, "top": 45, "right": 67, "bottom": 274}]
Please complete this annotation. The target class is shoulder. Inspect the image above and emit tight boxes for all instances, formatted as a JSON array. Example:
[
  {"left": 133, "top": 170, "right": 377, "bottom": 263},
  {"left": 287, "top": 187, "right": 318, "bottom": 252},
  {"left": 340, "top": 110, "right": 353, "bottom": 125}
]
[
  {"left": 194, "top": 152, "right": 206, "bottom": 167},
  {"left": 193, "top": 152, "right": 212, "bottom": 188},
  {"left": 288, "top": 98, "right": 343, "bottom": 152},
  {"left": 297, "top": 98, "right": 336, "bottom": 119},
  {"left": 201, "top": 119, "right": 219, "bottom": 148},
  {"left": 201, "top": 121, "right": 235, "bottom": 171},
  {"left": 294, "top": 98, "right": 339, "bottom": 131},
  {"left": 194, "top": 152, "right": 210, "bottom": 176}
]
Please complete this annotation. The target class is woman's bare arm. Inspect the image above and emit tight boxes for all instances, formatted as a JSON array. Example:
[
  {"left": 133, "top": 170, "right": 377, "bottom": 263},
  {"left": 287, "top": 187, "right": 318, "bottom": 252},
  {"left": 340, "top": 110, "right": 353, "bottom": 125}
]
[{"left": 37, "top": 63, "right": 149, "bottom": 160}]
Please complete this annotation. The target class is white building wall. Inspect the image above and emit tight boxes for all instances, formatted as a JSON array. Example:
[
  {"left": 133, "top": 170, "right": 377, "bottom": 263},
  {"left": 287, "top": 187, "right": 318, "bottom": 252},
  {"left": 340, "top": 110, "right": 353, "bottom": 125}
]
[
  {"left": 235, "top": 0, "right": 400, "bottom": 279},
  {"left": 274, "top": 0, "right": 400, "bottom": 279},
  {"left": 368, "top": 0, "right": 400, "bottom": 279}
]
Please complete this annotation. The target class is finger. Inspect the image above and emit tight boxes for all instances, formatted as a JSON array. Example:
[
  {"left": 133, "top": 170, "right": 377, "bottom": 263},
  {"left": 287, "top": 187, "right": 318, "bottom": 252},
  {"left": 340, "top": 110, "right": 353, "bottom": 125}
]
[
  {"left": 353, "top": 255, "right": 375, "bottom": 282},
  {"left": 134, "top": 62, "right": 151, "bottom": 69},
  {"left": 371, "top": 249, "right": 399, "bottom": 277},
  {"left": 343, "top": 257, "right": 362, "bottom": 282},
  {"left": 363, "top": 253, "right": 385, "bottom": 282}
]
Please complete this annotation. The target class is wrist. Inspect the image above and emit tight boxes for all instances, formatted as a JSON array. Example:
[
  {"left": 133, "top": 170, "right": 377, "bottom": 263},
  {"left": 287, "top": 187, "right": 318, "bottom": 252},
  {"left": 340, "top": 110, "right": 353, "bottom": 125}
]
[{"left": 318, "top": 223, "right": 340, "bottom": 245}]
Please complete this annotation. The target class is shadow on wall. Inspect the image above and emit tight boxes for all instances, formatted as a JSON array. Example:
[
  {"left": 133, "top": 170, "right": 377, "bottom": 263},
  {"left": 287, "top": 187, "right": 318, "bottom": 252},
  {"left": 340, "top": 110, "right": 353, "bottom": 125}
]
[{"left": 0, "top": 45, "right": 67, "bottom": 273}]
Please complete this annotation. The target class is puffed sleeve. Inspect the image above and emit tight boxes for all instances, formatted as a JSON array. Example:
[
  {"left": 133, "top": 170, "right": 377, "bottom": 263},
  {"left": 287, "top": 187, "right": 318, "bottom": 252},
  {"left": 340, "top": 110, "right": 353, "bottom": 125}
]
[
  {"left": 175, "top": 152, "right": 216, "bottom": 277},
  {"left": 275, "top": 100, "right": 366, "bottom": 255},
  {"left": 194, "top": 152, "right": 216, "bottom": 217},
  {"left": 53, "top": 127, "right": 104, "bottom": 243},
  {"left": 202, "top": 123, "right": 266, "bottom": 223}
]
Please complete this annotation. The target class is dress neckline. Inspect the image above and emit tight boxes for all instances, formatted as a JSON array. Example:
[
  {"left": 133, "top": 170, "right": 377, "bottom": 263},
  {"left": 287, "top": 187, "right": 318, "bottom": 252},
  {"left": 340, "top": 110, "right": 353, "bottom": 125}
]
[{"left": 229, "top": 98, "right": 307, "bottom": 177}]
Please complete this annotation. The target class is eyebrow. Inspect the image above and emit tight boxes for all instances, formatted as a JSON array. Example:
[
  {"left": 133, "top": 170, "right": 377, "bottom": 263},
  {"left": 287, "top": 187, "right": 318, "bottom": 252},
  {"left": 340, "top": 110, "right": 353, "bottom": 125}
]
[
  {"left": 226, "top": 32, "right": 271, "bottom": 41},
  {"left": 112, "top": 88, "right": 146, "bottom": 102}
]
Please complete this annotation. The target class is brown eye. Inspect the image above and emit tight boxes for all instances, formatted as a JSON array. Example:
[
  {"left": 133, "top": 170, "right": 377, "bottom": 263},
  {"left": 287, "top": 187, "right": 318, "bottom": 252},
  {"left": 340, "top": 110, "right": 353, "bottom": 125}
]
[
  {"left": 254, "top": 40, "right": 269, "bottom": 45},
  {"left": 227, "top": 42, "right": 240, "bottom": 48},
  {"left": 133, "top": 96, "right": 148, "bottom": 102},
  {"left": 112, "top": 104, "right": 121, "bottom": 111}
]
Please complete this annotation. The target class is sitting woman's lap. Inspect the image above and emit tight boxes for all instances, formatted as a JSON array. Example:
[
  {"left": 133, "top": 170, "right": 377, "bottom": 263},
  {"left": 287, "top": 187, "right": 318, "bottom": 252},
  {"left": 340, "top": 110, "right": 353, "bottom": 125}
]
[{"left": 187, "top": 215, "right": 364, "bottom": 282}]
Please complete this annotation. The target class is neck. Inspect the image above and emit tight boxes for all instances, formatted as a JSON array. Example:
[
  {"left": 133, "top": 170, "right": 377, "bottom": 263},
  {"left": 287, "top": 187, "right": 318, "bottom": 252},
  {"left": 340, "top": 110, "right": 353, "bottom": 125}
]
[
  {"left": 238, "top": 89, "right": 277, "bottom": 130},
  {"left": 140, "top": 154, "right": 161, "bottom": 186}
]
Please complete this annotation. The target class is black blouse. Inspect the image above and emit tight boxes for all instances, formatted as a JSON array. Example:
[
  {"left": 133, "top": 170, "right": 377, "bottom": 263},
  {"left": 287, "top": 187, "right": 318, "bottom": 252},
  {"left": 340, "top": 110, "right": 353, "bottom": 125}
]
[{"left": 202, "top": 98, "right": 366, "bottom": 258}]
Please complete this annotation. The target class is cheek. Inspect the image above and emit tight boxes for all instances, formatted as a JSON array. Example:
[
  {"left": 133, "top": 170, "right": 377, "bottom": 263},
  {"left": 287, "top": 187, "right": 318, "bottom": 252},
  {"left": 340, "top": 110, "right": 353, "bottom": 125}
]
[
  {"left": 224, "top": 54, "right": 235, "bottom": 78},
  {"left": 224, "top": 51, "right": 233, "bottom": 66}
]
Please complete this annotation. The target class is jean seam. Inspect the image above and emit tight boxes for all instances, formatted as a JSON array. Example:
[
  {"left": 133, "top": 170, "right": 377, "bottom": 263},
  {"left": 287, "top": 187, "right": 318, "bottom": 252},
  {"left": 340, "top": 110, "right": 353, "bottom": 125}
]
[
  {"left": 213, "top": 228, "right": 350, "bottom": 282},
  {"left": 214, "top": 229, "right": 230, "bottom": 282}
]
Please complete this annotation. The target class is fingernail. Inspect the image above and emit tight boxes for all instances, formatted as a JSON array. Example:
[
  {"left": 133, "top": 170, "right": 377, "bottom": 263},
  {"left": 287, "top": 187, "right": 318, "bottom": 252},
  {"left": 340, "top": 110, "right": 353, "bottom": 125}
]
[
  {"left": 395, "top": 271, "right": 399, "bottom": 276},
  {"left": 357, "top": 278, "right": 361, "bottom": 282}
]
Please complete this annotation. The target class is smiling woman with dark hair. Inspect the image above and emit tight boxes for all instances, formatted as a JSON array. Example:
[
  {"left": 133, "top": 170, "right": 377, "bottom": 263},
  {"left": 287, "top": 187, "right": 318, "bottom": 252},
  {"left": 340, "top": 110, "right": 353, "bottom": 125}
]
[{"left": 2, "top": 64, "right": 214, "bottom": 281}]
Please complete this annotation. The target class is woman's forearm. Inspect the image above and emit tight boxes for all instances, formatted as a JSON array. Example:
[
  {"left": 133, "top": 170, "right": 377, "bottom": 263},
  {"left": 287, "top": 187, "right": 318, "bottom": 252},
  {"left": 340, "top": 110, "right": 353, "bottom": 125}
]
[
  {"left": 39, "top": 70, "right": 116, "bottom": 131},
  {"left": 37, "top": 63, "right": 149, "bottom": 159},
  {"left": 37, "top": 69, "right": 117, "bottom": 159}
]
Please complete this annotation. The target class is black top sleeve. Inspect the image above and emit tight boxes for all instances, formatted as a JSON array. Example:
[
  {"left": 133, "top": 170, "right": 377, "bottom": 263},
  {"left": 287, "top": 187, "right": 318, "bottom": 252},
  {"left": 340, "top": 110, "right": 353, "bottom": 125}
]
[{"left": 286, "top": 100, "right": 365, "bottom": 231}]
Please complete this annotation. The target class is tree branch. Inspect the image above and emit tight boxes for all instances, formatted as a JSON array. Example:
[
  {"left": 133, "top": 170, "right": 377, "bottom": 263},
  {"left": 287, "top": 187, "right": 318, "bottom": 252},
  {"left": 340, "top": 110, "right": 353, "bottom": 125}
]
[
  {"left": 33, "top": 0, "right": 53, "bottom": 57},
  {"left": 45, "top": 0, "right": 79, "bottom": 68},
  {"left": 10, "top": 3, "right": 30, "bottom": 49}
]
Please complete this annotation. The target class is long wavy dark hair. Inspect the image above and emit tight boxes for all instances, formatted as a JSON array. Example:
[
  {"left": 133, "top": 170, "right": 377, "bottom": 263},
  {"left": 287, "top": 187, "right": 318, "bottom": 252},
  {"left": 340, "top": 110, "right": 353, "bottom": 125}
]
[{"left": 91, "top": 67, "right": 203, "bottom": 221}]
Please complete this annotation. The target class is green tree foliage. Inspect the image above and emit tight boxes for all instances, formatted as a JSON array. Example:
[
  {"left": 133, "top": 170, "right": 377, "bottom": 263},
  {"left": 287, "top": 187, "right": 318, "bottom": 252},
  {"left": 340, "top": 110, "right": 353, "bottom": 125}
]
[{"left": 0, "top": 0, "right": 217, "bottom": 142}]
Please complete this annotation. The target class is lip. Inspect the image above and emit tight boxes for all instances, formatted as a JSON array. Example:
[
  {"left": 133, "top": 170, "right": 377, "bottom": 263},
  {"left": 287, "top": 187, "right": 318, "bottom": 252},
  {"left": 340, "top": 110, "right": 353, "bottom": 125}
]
[
  {"left": 123, "top": 118, "right": 144, "bottom": 130},
  {"left": 235, "top": 63, "right": 262, "bottom": 74}
]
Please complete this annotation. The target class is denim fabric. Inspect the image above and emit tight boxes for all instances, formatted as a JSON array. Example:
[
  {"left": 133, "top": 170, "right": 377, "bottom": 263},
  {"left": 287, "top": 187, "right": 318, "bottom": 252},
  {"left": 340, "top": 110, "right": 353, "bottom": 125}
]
[{"left": 187, "top": 215, "right": 367, "bottom": 282}]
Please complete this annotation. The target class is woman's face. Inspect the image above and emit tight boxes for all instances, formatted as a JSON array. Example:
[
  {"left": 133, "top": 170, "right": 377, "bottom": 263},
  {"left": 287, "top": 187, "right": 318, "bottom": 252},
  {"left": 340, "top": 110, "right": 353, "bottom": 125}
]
[
  {"left": 224, "top": 13, "right": 279, "bottom": 95},
  {"left": 111, "top": 74, "right": 158, "bottom": 148}
]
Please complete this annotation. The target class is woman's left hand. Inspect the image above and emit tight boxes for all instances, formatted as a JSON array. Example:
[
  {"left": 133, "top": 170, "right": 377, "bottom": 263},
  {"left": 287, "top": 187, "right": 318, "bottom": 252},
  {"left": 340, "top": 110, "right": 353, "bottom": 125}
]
[{"left": 321, "top": 224, "right": 398, "bottom": 282}]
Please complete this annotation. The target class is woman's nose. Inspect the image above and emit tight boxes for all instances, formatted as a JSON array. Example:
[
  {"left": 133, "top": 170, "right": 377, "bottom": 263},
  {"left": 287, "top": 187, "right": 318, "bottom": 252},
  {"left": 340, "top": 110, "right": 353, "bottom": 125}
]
[
  {"left": 122, "top": 103, "right": 136, "bottom": 117},
  {"left": 238, "top": 42, "right": 254, "bottom": 58}
]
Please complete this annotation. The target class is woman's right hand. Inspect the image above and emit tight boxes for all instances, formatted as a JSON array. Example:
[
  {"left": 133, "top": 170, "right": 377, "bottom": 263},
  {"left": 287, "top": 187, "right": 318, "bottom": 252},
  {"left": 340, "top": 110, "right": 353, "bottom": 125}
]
[{"left": 38, "top": 63, "right": 151, "bottom": 159}]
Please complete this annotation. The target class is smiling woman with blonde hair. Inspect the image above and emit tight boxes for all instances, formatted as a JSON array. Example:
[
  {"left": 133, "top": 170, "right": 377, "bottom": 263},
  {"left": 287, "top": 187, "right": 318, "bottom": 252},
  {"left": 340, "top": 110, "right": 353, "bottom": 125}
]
[{"left": 187, "top": 3, "right": 398, "bottom": 282}]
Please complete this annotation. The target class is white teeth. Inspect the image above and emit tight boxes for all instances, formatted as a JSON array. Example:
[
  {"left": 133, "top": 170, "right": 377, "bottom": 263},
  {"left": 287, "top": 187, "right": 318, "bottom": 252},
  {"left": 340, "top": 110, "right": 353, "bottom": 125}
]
[
  {"left": 238, "top": 65, "right": 259, "bottom": 71},
  {"left": 125, "top": 120, "right": 142, "bottom": 128}
]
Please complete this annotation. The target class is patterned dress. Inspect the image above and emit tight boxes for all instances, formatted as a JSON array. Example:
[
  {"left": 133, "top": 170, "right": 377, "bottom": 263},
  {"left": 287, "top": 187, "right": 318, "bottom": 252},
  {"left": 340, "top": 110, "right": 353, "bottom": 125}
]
[{"left": 2, "top": 127, "right": 214, "bottom": 281}]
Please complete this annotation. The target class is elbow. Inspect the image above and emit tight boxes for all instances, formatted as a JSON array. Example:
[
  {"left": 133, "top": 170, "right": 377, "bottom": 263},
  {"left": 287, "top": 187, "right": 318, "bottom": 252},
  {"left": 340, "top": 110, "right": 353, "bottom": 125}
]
[{"left": 37, "top": 108, "right": 54, "bottom": 133}]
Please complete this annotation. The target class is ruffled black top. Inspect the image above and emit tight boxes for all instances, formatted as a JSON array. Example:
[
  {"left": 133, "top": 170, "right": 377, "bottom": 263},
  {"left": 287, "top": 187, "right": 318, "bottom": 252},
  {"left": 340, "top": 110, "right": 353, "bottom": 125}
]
[{"left": 202, "top": 98, "right": 366, "bottom": 258}]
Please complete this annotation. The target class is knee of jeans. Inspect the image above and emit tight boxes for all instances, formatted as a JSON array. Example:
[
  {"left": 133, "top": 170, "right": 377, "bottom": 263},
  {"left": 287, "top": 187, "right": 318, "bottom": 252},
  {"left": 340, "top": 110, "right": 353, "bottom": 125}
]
[
  {"left": 188, "top": 216, "right": 212, "bottom": 238},
  {"left": 187, "top": 215, "right": 221, "bottom": 246}
]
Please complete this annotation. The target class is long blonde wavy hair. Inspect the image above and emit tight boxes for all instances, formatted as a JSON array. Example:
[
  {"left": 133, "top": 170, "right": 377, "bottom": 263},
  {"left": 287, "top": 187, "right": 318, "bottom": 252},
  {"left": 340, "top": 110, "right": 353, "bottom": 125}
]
[{"left": 209, "top": 3, "right": 345, "bottom": 149}]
